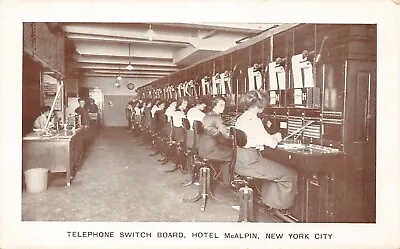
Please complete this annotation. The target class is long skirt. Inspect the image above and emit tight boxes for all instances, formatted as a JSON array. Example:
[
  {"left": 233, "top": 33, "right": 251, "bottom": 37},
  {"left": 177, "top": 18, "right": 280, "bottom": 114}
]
[
  {"left": 134, "top": 115, "right": 141, "bottom": 123},
  {"left": 198, "top": 135, "right": 232, "bottom": 161},
  {"left": 186, "top": 130, "right": 195, "bottom": 149},
  {"left": 161, "top": 122, "right": 171, "bottom": 138},
  {"left": 172, "top": 126, "right": 185, "bottom": 143},
  {"left": 235, "top": 147, "right": 297, "bottom": 210},
  {"left": 198, "top": 134, "right": 232, "bottom": 185}
]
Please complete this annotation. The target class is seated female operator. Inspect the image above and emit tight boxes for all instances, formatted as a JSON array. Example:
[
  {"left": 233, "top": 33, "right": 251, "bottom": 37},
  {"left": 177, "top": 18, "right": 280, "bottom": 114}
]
[
  {"left": 197, "top": 96, "right": 232, "bottom": 184},
  {"left": 186, "top": 97, "right": 207, "bottom": 149},
  {"left": 33, "top": 105, "right": 54, "bottom": 131},
  {"left": 161, "top": 100, "right": 177, "bottom": 138},
  {"left": 171, "top": 97, "right": 188, "bottom": 143},
  {"left": 234, "top": 90, "right": 297, "bottom": 211}
]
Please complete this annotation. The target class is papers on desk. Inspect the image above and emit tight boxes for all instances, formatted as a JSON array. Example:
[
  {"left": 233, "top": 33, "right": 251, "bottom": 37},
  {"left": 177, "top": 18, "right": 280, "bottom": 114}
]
[{"left": 278, "top": 143, "right": 306, "bottom": 150}]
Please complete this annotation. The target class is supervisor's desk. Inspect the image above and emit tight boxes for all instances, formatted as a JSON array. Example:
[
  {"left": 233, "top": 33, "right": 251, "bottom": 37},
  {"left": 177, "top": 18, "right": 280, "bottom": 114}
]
[
  {"left": 22, "top": 127, "right": 86, "bottom": 186},
  {"left": 261, "top": 144, "right": 346, "bottom": 222}
]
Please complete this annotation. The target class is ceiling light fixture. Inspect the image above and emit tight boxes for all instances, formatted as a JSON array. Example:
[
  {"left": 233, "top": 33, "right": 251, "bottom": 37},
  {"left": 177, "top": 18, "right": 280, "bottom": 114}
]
[
  {"left": 117, "top": 67, "right": 122, "bottom": 81},
  {"left": 126, "top": 43, "right": 134, "bottom": 71},
  {"left": 146, "top": 24, "right": 156, "bottom": 41}
]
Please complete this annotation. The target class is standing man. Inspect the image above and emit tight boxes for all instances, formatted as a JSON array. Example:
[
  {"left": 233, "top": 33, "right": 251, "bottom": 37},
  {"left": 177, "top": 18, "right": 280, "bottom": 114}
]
[{"left": 75, "top": 98, "right": 89, "bottom": 127}]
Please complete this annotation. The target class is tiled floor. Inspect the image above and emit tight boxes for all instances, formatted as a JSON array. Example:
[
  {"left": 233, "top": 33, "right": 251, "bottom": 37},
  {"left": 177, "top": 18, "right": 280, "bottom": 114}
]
[{"left": 22, "top": 128, "right": 275, "bottom": 222}]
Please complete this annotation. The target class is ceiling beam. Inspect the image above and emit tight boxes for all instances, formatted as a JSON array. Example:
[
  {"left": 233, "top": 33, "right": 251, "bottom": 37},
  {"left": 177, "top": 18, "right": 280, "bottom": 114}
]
[
  {"left": 76, "top": 54, "right": 172, "bottom": 60},
  {"left": 66, "top": 32, "right": 189, "bottom": 47},
  {"left": 84, "top": 71, "right": 169, "bottom": 76},
  {"left": 63, "top": 24, "right": 200, "bottom": 46},
  {"left": 87, "top": 69, "right": 175, "bottom": 74},
  {"left": 74, "top": 62, "right": 178, "bottom": 70},
  {"left": 156, "top": 23, "right": 271, "bottom": 34},
  {"left": 84, "top": 73, "right": 164, "bottom": 79},
  {"left": 73, "top": 54, "right": 175, "bottom": 66},
  {"left": 73, "top": 43, "right": 173, "bottom": 59},
  {"left": 201, "top": 29, "right": 218, "bottom": 39}
]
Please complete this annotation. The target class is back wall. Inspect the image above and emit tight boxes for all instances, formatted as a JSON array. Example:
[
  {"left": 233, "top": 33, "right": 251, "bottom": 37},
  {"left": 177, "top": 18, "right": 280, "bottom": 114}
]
[{"left": 79, "top": 76, "right": 157, "bottom": 126}]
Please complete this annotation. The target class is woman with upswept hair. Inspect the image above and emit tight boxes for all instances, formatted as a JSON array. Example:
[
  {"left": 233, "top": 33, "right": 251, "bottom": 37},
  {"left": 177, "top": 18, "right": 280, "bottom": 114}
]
[
  {"left": 234, "top": 90, "right": 297, "bottom": 211},
  {"left": 185, "top": 97, "right": 207, "bottom": 149},
  {"left": 197, "top": 96, "right": 232, "bottom": 184},
  {"left": 161, "top": 99, "right": 177, "bottom": 138},
  {"left": 171, "top": 97, "right": 189, "bottom": 143}
]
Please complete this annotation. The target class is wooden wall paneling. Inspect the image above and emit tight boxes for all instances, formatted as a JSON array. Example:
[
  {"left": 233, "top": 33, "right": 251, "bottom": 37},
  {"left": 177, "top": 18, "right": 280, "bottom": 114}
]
[
  {"left": 262, "top": 37, "right": 272, "bottom": 91},
  {"left": 273, "top": 31, "right": 287, "bottom": 61},
  {"left": 231, "top": 49, "right": 244, "bottom": 97},
  {"left": 222, "top": 53, "right": 232, "bottom": 72},
  {"left": 250, "top": 41, "right": 263, "bottom": 65},
  {"left": 286, "top": 28, "right": 294, "bottom": 90},
  {"left": 271, "top": 31, "right": 288, "bottom": 106},
  {"left": 34, "top": 23, "right": 46, "bottom": 63},
  {"left": 293, "top": 24, "right": 316, "bottom": 55},
  {"left": 49, "top": 32, "right": 57, "bottom": 70},
  {"left": 194, "top": 63, "right": 201, "bottom": 79},
  {"left": 207, "top": 60, "right": 213, "bottom": 76},
  {"left": 193, "top": 64, "right": 201, "bottom": 96},
  {"left": 176, "top": 70, "right": 181, "bottom": 86},
  {"left": 22, "top": 55, "right": 42, "bottom": 136},
  {"left": 57, "top": 36, "right": 65, "bottom": 74},
  {"left": 23, "top": 23, "right": 34, "bottom": 55},
  {"left": 215, "top": 56, "right": 223, "bottom": 74}
]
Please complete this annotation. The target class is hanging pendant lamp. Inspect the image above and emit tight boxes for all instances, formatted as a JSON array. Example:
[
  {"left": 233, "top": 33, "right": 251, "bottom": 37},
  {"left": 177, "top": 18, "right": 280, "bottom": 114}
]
[
  {"left": 146, "top": 24, "right": 155, "bottom": 41},
  {"left": 126, "top": 43, "right": 134, "bottom": 71},
  {"left": 117, "top": 67, "right": 122, "bottom": 81}
]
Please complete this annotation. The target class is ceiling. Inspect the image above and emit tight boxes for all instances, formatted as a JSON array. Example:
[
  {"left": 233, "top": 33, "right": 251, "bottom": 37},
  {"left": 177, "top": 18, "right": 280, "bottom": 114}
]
[{"left": 60, "top": 22, "right": 278, "bottom": 80}]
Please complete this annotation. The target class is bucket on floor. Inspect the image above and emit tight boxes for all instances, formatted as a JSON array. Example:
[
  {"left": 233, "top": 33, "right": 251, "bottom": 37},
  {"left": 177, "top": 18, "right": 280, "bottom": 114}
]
[{"left": 24, "top": 168, "right": 49, "bottom": 193}]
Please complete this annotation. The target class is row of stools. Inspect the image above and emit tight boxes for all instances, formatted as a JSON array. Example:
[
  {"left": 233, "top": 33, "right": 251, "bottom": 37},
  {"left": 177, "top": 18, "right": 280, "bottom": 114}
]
[{"left": 130, "top": 111, "right": 261, "bottom": 222}]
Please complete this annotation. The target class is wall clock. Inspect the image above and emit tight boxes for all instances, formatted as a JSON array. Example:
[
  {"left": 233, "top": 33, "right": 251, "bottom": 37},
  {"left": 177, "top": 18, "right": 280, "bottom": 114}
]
[{"left": 127, "top": 83, "right": 135, "bottom": 90}]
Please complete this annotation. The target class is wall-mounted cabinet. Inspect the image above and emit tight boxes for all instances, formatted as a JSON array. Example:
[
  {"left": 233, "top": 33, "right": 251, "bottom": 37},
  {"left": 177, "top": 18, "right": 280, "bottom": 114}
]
[{"left": 23, "top": 23, "right": 65, "bottom": 78}]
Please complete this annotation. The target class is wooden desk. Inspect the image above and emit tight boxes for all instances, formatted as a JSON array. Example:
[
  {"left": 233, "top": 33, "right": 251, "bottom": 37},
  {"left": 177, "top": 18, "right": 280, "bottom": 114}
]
[
  {"left": 22, "top": 128, "right": 85, "bottom": 186},
  {"left": 261, "top": 144, "right": 346, "bottom": 223}
]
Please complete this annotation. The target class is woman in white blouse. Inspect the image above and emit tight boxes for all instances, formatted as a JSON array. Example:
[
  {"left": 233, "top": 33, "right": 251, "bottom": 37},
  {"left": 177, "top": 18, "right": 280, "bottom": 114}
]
[
  {"left": 235, "top": 90, "right": 297, "bottom": 211},
  {"left": 185, "top": 97, "right": 207, "bottom": 148},
  {"left": 133, "top": 101, "right": 141, "bottom": 123},
  {"left": 161, "top": 100, "right": 177, "bottom": 137},
  {"left": 171, "top": 98, "right": 188, "bottom": 143},
  {"left": 33, "top": 105, "right": 53, "bottom": 131},
  {"left": 150, "top": 99, "right": 161, "bottom": 118}
]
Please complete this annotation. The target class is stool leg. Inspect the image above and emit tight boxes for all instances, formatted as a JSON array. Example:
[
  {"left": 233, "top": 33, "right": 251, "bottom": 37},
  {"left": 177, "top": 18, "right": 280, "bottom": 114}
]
[
  {"left": 183, "top": 161, "right": 198, "bottom": 187},
  {"left": 237, "top": 186, "right": 255, "bottom": 222},
  {"left": 168, "top": 144, "right": 182, "bottom": 172},
  {"left": 149, "top": 136, "right": 159, "bottom": 156},
  {"left": 237, "top": 189, "right": 245, "bottom": 222},
  {"left": 160, "top": 145, "right": 171, "bottom": 165},
  {"left": 183, "top": 167, "right": 206, "bottom": 203},
  {"left": 247, "top": 187, "right": 255, "bottom": 222},
  {"left": 207, "top": 168, "right": 223, "bottom": 202},
  {"left": 200, "top": 168, "right": 209, "bottom": 211}
]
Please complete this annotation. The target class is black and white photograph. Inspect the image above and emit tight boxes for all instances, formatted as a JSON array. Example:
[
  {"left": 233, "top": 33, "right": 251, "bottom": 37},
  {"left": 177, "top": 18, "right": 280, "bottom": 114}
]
[
  {"left": 1, "top": 1, "right": 399, "bottom": 249},
  {"left": 20, "top": 22, "right": 377, "bottom": 223}
]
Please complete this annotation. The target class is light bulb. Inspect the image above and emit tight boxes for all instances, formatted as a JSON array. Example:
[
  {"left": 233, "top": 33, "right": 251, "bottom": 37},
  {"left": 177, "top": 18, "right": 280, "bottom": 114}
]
[
  {"left": 126, "top": 64, "right": 134, "bottom": 71},
  {"left": 146, "top": 25, "right": 155, "bottom": 41},
  {"left": 117, "top": 75, "right": 122, "bottom": 81}
]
